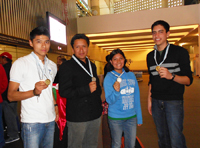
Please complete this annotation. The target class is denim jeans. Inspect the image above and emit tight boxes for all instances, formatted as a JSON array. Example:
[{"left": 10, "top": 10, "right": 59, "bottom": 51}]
[
  {"left": 21, "top": 121, "right": 55, "bottom": 148},
  {"left": 108, "top": 117, "right": 137, "bottom": 148},
  {"left": 67, "top": 117, "right": 101, "bottom": 148},
  {"left": 0, "top": 104, "right": 5, "bottom": 148},
  {"left": 152, "top": 99, "right": 187, "bottom": 148}
]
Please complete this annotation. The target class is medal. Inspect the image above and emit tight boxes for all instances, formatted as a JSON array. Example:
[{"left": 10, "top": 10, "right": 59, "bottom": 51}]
[
  {"left": 156, "top": 66, "right": 160, "bottom": 71},
  {"left": 111, "top": 71, "right": 125, "bottom": 83},
  {"left": 45, "top": 79, "right": 51, "bottom": 85},
  {"left": 154, "top": 44, "right": 170, "bottom": 71},
  {"left": 117, "top": 77, "right": 122, "bottom": 83},
  {"left": 92, "top": 77, "right": 96, "bottom": 82}
]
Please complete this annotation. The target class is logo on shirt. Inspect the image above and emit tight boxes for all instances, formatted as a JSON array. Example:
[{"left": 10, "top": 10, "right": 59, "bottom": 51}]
[
  {"left": 48, "top": 69, "right": 53, "bottom": 75},
  {"left": 120, "top": 87, "right": 134, "bottom": 95}
]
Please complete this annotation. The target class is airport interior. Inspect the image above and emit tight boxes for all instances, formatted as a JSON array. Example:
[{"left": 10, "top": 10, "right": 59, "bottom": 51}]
[{"left": 0, "top": 0, "right": 200, "bottom": 147}]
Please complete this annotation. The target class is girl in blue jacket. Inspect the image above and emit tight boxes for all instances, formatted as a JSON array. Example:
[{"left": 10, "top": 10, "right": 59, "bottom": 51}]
[{"left": 103, "top": 49, "right": 142, "bottom": 148}]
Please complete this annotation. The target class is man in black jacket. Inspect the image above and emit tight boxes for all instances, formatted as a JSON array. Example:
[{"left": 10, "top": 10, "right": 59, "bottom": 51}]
[
  {"left": 0, "top": 52, "right": 20, "bottom": 143},
  {"left": 59, "top": 34, "right": 102, "bottom": 148},
  {"left": 146, "top": 20, "right": 193, "bottom": 148}
]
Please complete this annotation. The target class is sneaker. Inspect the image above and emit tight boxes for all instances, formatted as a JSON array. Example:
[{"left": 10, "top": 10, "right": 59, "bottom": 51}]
[
  {"left": 5, "top": 137, "right": 20, "bottom": 144},
  {"left": 4, "top": 126, "right": 7, "bottom": 132}
]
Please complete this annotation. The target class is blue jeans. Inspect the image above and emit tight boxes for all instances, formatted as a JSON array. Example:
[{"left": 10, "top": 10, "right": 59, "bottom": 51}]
[
  {"left": 67, "top": 117, "right": 101, "bottom": 148},
  {"left": 21, "top": 121, "right": 55, "bottom": 148},
  {"left": 0, "top": 103, "right": 5, "bottom": 148},
  {"left": 108, "top": 117, "right": 137, "bottom": 148},
  {"left": 152, "top": 99, "right": 187, "bottom": 148}
]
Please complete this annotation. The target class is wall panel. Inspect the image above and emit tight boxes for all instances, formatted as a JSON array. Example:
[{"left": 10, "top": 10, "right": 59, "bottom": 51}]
[{"left": 0, "top": 0, "right": 64, "bottom": 40}]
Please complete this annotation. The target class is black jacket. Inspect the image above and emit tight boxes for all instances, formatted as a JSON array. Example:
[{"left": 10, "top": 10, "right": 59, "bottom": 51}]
[
  {"left": 59, "top": 55, "right": 102, "bottom": 122},
  {"left": 147, "top": 44, "right": 193, "bottom": 100}
]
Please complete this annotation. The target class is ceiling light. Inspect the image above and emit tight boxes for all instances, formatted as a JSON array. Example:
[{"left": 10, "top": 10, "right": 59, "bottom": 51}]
[
  {"left": 90, "top": 32, "right": 188, "bottom": 43},
  {"left": 179, "top": 43, "right": 186, "bottom": 46},
  {"left": 87, "top": 29, "right": 151, "bottom": 37},
  {"left": 96, "top": 38, "right": 180, "bottom": 47}
]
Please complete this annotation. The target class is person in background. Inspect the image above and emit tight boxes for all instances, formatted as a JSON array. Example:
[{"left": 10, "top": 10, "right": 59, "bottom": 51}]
[
  {"left": 103, "top": 48, "right": 143, "bottom": 148},
  {"left": 59, "top": 34, "right": 102, "bottom": 148},
  {"left": 0, "top": 52, "right": 20, "bottom": 144},
  {"left": 0, "top": 64, "right": 8, "bottom": 148},
  {"left": 104, "top": 54, "right": 110, "bottom": 78},
  {"left": 56, "top": 55, "right": 65, "bottom": 70},
  {"left": 54, "top": 57, "right": 66, "bottom": 84},
  {"left": 7, "top": 26, "right": 58, "bottom": 148},
  {"left": 146, "top": 20, "right": 193, "bottom": 148}
]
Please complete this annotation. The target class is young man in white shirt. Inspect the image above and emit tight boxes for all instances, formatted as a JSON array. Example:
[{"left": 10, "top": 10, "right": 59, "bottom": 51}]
[{"left": 8, "top": 26, "right": 58, "bottom": 148}]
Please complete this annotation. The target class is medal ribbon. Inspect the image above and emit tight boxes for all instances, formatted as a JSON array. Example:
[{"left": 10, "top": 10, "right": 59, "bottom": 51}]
[
  {"left": 110, "top": 71, "right": 125, "bottom": 78},
  {"left": 31, "top": 52, "right": 50, "bottom": 80},
  {"left": 154, "top": 44, "right": 170, "bottom": 67},
  {"left": 72, "top": 55, "right": 93, "bottom": 78}
]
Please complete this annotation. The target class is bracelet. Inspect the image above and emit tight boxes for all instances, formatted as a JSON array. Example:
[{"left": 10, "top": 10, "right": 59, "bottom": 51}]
[
  {"left": 33, "top": 88, "right": 40, "bottom": 96},
  {"left": 54, "top": 104, "right": 58, "bottom": 107}
]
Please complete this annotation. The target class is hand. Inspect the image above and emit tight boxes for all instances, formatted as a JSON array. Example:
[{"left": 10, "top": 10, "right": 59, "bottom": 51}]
[
  {"left": 138, "top": 124, "right": 142, "bottom": 126},
  {"left": 148, "top": 96, "right": 152, "bottom": 115},
  {"left": 89, "top": 81, "right": 97, "bottom": 93},
  {"left": 55, "top": 106, "right": 59, "bottom": 122},
  {"left": 158, "top": 67, "right": 173, "bottom": 80},
  {"left": 113, "top": 81, "right": 120, "bottom": 92},
  {"left": 34, "top": 81, "right": 48, "bottom": 95}
]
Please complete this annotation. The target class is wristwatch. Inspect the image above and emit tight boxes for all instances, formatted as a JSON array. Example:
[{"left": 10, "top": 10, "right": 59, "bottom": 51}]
[
  {"left": 171, "top": 73, "right": 175, "bottom": 81},
  {"left": 33, "top": 88, "right": 40, "bottom": 96}
]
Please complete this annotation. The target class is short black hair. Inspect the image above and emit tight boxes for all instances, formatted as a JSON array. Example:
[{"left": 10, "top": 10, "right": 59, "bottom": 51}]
[
  {"left": 107, "top": 48, "right": 129, "bottom": 72},
  {"left": 151, "top": 20, "right": 170, "bottom": 33},
  {"left": 70, "top": 34, "right": 90, "bottom": 48},
  {"left": 30, "top": 26, "right": 50, "bottom": 41}
]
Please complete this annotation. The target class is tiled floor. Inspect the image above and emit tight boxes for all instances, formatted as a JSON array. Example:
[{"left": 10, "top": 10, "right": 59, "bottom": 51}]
[
  {"left": 3, "top": 75, "right": 200, "bottom": 148},
  {"left": 133, "top": 75, "right": 200, "bottom": 148}
]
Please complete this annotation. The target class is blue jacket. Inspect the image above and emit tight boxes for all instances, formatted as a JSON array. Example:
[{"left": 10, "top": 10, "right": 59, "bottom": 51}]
[{"left": 103, "top": 69, "right": 143, "bottom": 124}]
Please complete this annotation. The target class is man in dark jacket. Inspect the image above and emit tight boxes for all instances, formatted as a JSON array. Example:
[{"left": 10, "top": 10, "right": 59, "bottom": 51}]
[
  {"left": 0, "top": 52, "right": 19, "bottom": 143},
  {"left": 59, "top": 34, "right": 102, "bottom": 148}
]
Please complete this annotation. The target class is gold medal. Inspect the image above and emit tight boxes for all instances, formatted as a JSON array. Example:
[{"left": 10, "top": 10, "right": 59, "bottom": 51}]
[
  {"left": 92, "top": 77, "right": 96, "bottom": 82},
  {"left": 156, "top": 66, "right": 160, "bottom": 71},
  {"left": 45, "top": 79, "right": 51, "bottom": 85}
]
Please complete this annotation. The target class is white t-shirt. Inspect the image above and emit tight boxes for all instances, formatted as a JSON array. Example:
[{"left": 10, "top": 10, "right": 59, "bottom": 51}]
[{"left": 10, "top": 52, "right": 57, "bottom": 123}]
